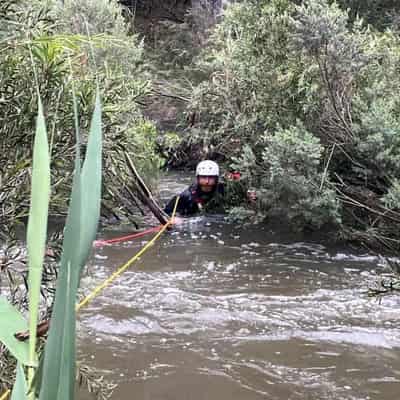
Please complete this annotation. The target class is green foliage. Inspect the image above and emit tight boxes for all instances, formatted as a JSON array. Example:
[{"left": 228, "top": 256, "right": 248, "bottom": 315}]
[
  {"left": 227, "top": 206, "right": 257, "bottom": 223},
  {"left": 79, "top": 90, "right": 103, "bottom": 263},
  {"left": 263, "top": 125, "right": 322, "bottom": 180},
  {"left": 0, "top": 82, "right": 103, "bottom": 400},
  {"left": 161, "top": 131, "right": 182, "bottom": 151},
  {"left": 355, "top": 98, "right": 400, "bottom": 177},
  {"left": 50, "top": 0, "right": 143, "bottom": 73},
  {"left": 383, "top": 179, "right": 400, "bottom": 210},
  {"left": 26, "top": 96, "right": 50, "bottom": 384},
  {"left": 129, "top": 121, "right": 163, "bottom": 182},
  {"left": 11, "top": 364, "right": 27, "bottom": 400},
  {"left": 232, "top": 125, "right": 341, "bottom": 228},
  {"left": 54, "top": 0, "right": 130, "bottom": 36},
  {"left": 0, "top": 0, "right": 132, "bottom": 395},
  {"left": 230, "top": 145, "right": 257, "bottom": 183},
  {"left": 0, "top": 0, "right": 159, "bottom": 235},
  {"left": 183, "top": 0, "right": 400, "bottom": 245},
  {"left": 0, "top": 297, "right": 30, "bottom": 367},
  {"left": 39, "top": 88, "right": 102, "bottom": 400},
  {"left": 184, "top": 0, "right": 297, "bottom": 159}
]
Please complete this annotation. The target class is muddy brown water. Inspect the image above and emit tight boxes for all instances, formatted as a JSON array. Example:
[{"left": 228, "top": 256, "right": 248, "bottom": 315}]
[{"left": 78, "top": 174, "right": 400, "bottom": 400}]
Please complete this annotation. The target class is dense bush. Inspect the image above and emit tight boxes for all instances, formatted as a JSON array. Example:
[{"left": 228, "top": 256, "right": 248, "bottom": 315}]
[
  {"left": 0, "top": 0, "right": 162, "bottom": 237},
  {"left": 182, "top": 0, "right": 400, "bottom": 248}
]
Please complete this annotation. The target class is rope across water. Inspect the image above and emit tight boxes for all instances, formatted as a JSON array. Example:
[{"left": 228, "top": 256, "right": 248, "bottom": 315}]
[{"left": 77, "top": 197, "right": 179, "bottom": 310}]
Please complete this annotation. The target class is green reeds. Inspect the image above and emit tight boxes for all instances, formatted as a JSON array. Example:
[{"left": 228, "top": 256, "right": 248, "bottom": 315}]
[
  {"left": 0, "top": 84, "right": 102, "bottom": 400},
  {"left": 39, "top": 88, "right": 102, "bottom": 400},
  {"left": 11, "top": 364, "right": 27, "bottom": 400},
  {"left": 0, "top": 298, "right": 30, "bottom": 366},
  {"left": 26, "top": 96, "right": 50, "bottom": 398}
]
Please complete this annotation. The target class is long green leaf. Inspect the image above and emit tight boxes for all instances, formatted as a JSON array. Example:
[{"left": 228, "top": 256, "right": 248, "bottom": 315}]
[
  {"left": 29, "top": 350, "right": 45, "bottom": 400},
  {"left": 11, "top": 364, "right": 28, "bottom": 400},
  {"left": 39, "top": 88, "right": 102, "bottom": 400},
  {"left": 26, "top": 96, "right": 50, "bottom": 373},
  {"left": 79, "top": 88, "right": 102, "bottom": 263},
  {"left": 0, "top": 297, "right": 31, "bottom": 366}
]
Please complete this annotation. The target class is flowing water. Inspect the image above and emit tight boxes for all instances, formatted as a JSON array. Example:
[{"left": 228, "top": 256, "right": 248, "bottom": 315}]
[{"left": 78, "top": 174, "right": 400, "bottom": 400}]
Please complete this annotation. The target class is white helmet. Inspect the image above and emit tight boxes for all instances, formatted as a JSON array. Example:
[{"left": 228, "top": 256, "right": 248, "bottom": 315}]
[{"left": 196, "top": 160, "right": 219, "bottom": 177}]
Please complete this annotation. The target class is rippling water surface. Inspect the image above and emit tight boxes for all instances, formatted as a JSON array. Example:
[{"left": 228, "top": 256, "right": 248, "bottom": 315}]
[{"left": 78, "top": 174, "right": 400, "bottom": 400}]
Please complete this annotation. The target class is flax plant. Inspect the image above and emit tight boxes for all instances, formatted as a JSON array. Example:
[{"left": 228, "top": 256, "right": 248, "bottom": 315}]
[
  {"left": 26, "top": 95, "right": 50, "bottom": 399},
  {"left": 0, "top": 82, "right": 103, "bottom": 399}
]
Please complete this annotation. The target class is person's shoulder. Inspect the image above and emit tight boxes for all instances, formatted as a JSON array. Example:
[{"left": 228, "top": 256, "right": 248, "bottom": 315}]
[{"left": 180, "top": 183, "right": 196, "bottom": 199}]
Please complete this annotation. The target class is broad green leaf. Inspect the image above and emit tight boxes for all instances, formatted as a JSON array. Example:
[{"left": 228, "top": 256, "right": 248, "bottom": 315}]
[
  {"left": 26, "top": 96, "right": 50, "bottom": 368},
  {"left": 0, "top": 297, "right": 31, "bottom": 366},
  {"left": 79, "top": 88, "right": 102, "bottom": 264},
  {"left": 39, "top": 88, "right": 102, "bottom": 400},
  {"left": 11, "top": 364, "right": 28, "bottom": 400},
  {"left": 39, "top": 136, "right": 82, "bottom": 400}
]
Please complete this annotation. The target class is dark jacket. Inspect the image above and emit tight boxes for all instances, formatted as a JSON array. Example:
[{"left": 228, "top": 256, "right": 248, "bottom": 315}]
[{"left": 164, "top": 182, "right": 224, "bottom": 216}]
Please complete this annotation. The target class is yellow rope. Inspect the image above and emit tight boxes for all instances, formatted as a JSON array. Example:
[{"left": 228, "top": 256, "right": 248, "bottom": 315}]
[
  {"left": 0, "top": 197, "right": 179, "bottom": 399},
  {"left": 76, "top": 196, "right": 179, "bottom": 311},
  {"left": 0, "top": 390, "right": 10, "bottom": 400}
]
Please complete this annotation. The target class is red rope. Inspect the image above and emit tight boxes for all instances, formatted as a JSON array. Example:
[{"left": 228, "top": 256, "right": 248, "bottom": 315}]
[{"left": 94, "top": 225, "right": 163, "bottom": 247}]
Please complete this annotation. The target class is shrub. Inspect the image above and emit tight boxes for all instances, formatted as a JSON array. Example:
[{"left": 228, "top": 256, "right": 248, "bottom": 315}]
[
  {"left": 232, "top": 125, "right": 341, "bottom": 229},
  {"left": 50, "top": 0, "right": 144, "bottom": 73},
  {"left": 182, "top": 0, "right": 400, "bottom": 247},
  {"left": 0, "top": 0, "right": 159, "bottom": 235},
  {"left": 182, "top": 0, "right": 297, "bottom": 161},
  {"left": 383, "top": 179, "right": 400, "bottom": 210}
]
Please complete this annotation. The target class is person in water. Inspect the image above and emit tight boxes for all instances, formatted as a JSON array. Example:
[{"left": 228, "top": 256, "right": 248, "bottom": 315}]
[{"left": 164, "top": 160, "right": 224, "bottom": 216}]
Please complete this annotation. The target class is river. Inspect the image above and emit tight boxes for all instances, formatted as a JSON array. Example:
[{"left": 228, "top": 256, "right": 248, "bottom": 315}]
[{"left": 78, "top": 174, "right": 400, "bottom": 400}]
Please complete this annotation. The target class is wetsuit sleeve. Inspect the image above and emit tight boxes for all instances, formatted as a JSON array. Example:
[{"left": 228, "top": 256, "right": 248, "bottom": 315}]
[
  {"left": 164, "top": 195, "right": 179, "bottom": 216},
  {"left": 164, "top": 188, "right": 192, "bottom": 216}
]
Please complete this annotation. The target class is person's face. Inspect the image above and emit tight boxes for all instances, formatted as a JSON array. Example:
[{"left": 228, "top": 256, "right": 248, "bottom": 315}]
[{"left": 197, "top": 175, "right": 217, "bottom": 192}]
